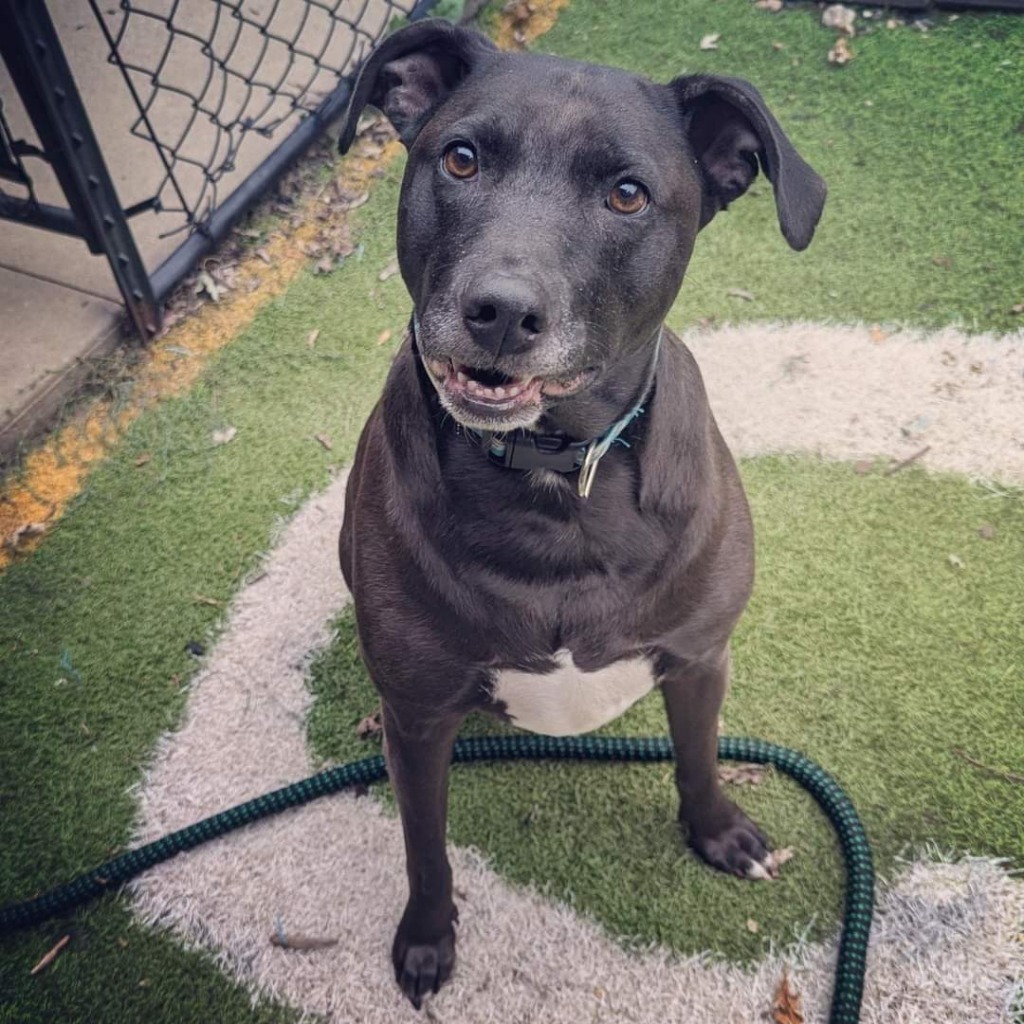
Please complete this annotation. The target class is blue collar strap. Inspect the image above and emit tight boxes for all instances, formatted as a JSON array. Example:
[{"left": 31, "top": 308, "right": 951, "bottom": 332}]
[{"left": 464, "top": 329, "right": 662, "bottom": 499}]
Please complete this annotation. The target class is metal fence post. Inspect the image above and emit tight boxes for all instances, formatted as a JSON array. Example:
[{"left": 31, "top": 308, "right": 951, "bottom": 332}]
[{"left": 0, "top": 0, "right": 159, "bottom": 338}]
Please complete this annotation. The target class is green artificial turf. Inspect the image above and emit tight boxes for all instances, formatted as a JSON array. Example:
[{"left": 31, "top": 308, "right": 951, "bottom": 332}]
[
  {"left": 2, "top": 1, "right": 1022, "bottom": 1019},
  {"left": 535, "top": 2, "right": 1024, "bottom": 334},
  {"left": 308, "top": 458, "right": 1024, "bottom": 960}
]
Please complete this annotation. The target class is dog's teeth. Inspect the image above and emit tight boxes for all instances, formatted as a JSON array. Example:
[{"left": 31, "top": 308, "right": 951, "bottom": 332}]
[
  {"left": 493, "top": 387, "right": 506, "bottom": 398},
  {"left": 457, "top": 370, "right": 468, "bottom": 384}
]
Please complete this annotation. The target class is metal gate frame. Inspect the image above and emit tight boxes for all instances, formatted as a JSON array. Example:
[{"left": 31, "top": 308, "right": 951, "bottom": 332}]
[{"left": 0, "top": 0, "right": 435, "bottom": 341}]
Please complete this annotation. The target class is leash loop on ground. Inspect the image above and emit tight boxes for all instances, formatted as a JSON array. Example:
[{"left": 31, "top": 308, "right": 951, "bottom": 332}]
[{"left": 0, "top": 735, "right": 873, "bottom": 1024}]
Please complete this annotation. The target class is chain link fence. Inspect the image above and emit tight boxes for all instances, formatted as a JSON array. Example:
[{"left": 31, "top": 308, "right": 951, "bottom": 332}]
[{"left": 0, "top": 0, "right": 429, "bottom": 339}]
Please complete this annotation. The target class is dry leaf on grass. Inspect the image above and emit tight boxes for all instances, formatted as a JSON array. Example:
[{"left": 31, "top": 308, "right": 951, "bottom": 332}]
[
  {"left": 699, "top": 33, "right": 721, "bottom": 50},
  {"left": 746, "top": 918, "right": 760, "bottom": 933},
  {"left": 5, "top": 522, "right": 48, "bottom": 551},
  {"left": 254, "top": 247, "right": 272, "bottom": 265},
  {"left": 334, "top": 187, "right": 369, "bottom": 212},
  {"left": 196, "top": 270, "right": 224, "bottom": 303},
  {"left": 719, "top": 763, "right": 765, "bottom": 786},
  {"left": 772, "top": 969, "right": 804, "bottom": 1023},
  {"left": 1011, "top": 302, "right": 1024, "bottom": 315},
  {"left": 377, "top": 329, "right": 393, "bottom": 346},
  {"left": 822, "top": 3, "right": 856, "bottom": 35},
  {"left": 727, "top": 287, "right": 756, "bottom": 302},
  {"left": 134, "top": 452, "right": 152, "bottom": 467},
  {"left": 356, "top": 710, "right": 382, "bottom": 740},
  {"left": 378, "top": 256, "right": 400, "bottom": 282},
  {"left": 948, "top": 553, "right": 965, "bottom": 571},
  {"left": 193, "top": 594, "right": 224, "bottom": 607},
  {"left": 977, "top": 524, "right": 996, "bottom": 540},
  {"left": 307, "top": 328, "right": 320, "bottom": 348},
  {"left": 314, "top": 433, "right": 333, "bottom": 451},
  {"left": 828, "top": 37, "right": 854, "bottom": 64},
  {"left": 212, "top": 426, "right": 237, "bottom": 446}
]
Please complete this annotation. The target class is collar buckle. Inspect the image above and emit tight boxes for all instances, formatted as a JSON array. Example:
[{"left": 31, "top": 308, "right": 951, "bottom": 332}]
[{"left": 485, "top": 432, "right": 584, "bottom": 473}]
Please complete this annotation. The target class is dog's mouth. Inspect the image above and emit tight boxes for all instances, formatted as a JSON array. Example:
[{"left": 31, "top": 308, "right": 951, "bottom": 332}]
[{"left": 423, "top": 357, "right": 592, "bottom": 419}]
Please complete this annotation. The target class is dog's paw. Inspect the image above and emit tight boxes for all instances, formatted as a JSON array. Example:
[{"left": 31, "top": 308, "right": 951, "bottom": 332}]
[
  {"left": 685, "top": 799, "right": 778, "bottom": 881},
  {"left": 392, "top": 907, "right": 457, "bottom": 1009}
]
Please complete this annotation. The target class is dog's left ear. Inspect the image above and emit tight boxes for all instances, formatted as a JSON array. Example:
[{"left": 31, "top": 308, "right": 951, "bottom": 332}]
[
  {"left": 669, "top": 75, "right": 826, "bottom": 251},
  {"left": 338, "top": 20, "right": 498, "bottom": 153}
]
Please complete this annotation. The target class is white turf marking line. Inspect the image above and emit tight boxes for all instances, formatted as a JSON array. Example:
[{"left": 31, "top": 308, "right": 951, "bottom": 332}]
[{"left": 131, "top": 324, "right": 1024, "bottom": 1023}]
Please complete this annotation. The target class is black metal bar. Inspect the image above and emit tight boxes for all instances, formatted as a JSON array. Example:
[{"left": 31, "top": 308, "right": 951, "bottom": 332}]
[
  {"left": 149, "top": 76, "right": 355, "bottom": 302},
  {"left": 0, "top": 192, "right": 84, "bottom": 238},
  {"left": 0, "top": 0, "right": 159, "bottom": 338}
]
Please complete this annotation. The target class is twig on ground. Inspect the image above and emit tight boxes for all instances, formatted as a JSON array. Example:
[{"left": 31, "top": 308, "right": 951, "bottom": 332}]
[
  {"left": 30, "top": 935, "right": 70, "bottom": 975},
  {"left": 885, "top": 445, "right": 931, "bottom": 476},
  {"left": 951, "top": 747, "right": 1024, "bottom": 785}
]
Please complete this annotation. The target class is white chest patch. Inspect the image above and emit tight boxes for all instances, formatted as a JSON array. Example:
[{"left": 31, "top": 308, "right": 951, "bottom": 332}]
[{"left": 492, "top": 650, "right": 658, "bottom": 737}]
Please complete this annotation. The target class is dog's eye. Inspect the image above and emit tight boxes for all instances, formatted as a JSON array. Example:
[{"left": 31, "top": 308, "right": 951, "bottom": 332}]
[
  {"left": 607, "top": 180, "right": 649, "bottom": 215},
  {"left": 442, "top": 142, "right": 479, "bottom": 180}
]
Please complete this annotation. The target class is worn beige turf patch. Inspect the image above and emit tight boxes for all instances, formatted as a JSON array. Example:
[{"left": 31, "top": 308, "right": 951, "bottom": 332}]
[
  {"left": 131, "top": 330, "right": 1024, "bottom": 1020},
  {"left": 685, "top": 322, "right": 1024, "bottom": 484},
  {"left": 0, "top": 132, "right": 401, "bottom": 570}
]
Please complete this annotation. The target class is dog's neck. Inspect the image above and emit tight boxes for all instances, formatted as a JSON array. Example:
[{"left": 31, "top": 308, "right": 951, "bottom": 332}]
[{"left": 451, "top": 329, "right": 662, "bottom": 498}]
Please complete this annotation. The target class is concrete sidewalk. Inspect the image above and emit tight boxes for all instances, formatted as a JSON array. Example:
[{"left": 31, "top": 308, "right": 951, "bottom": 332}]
[{"left": 0, "top": 0, "right": 393, "bottom": 468}]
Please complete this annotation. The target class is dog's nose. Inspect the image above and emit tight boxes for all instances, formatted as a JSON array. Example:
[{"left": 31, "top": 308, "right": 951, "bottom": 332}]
[{"left": 461, "top": 277, "right": 547, "bottom": 356}]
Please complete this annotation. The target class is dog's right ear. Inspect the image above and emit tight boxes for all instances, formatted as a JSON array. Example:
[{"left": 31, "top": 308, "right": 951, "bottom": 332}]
[{"left": 338, "top": 20, "right": 498, "bottom": 153}]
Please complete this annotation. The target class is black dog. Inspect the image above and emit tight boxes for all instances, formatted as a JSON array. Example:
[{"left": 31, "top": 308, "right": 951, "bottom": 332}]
[{"left": 338, "top": 19, "right": 825, "bottom": 1008}]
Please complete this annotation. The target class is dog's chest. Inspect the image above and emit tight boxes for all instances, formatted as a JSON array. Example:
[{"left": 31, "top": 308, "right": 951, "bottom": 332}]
[{"left": 492, "top": 650, "right": 657, "bottom": 737}]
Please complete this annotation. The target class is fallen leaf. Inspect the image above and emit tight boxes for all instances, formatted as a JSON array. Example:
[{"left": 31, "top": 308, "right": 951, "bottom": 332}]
[
  {"left": 772, "top": 969, "right": 804, "bottom": 1024},
  {"left": 378, "top": 255, "right": 400, "bottom": 282},
  {"left": 314, "top": 256, "right": 335, "bottom": 275},
  {"left": 827, "top": 37, "right": 854, "bottom": 65},
  {"left": 212, "top": 426, "right": 237, "bottom": 446},
  {"left": 307, "top": 328, "right": 320, "bottom": 348},
  {"left": 746, "top": 918, "right": 760, "bottom": 933},
  {"left": 377, "top": 329, "right": 393, "bottom": 345},
  {"left": 193, "top": 594, "right": 224, "bottom": 607},
  {"left": 771, "top": 40, "right": 786, "bottom": 49},
  {"left": 719, "top": 763, "right": 765, "bottom": 786},
  {"left": 931, "top": 254, "right": 953, "bottom": 269},
  {"left": 822, "top": 3, "right": 856, "bottom": 35},
  {"left": 196, "top": 270, "right": 224, "bottom": 303},
  {"left": 1011, "top": 303, "right": 1024, "bottom": 315},
  {"left": 948, "top": 553, "right": 965, "bottom": 571},
  {"left": 977, "top": 524, "right": 996, "bottom": 540},
  {"left": 357, "top": 710, "right": 383, "bottom": 740},
  {"left": 697, "top": 315, "right": 718, "bottom": 330},
  {"left": 254, "top": 247, "right": 272, "bottom": 265},
  {"left": 699, "top": 33, "right": 721, "bottom": 50},
  {"left": 727, "top": 287, "right": 756, "bottom": 301},
  {"left": 314, "top": 433, "right": 333, "bottom": 451},
  {"left": 334, "top": 188, "right": 369, "bottom": 212},
  {"left": 869, "top": 325, "right": 888, "bottom": 344},
  {"left": 853, "top": 459, "right": 873, "bottom": 475},
  {"left": 4, "top": 522, "right": 47, "bottom": 551},
  {"left": 134, "top": 452, "right": 152, "bottom": 467}
]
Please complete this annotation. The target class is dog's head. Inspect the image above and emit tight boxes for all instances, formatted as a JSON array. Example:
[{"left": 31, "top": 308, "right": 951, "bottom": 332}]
[{"left": 341, "top": 21, "right": 825, "bottom": 434}]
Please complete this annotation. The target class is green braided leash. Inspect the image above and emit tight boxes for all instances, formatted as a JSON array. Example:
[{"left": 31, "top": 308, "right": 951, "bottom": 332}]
[{"left": 0, "top": 735, "right": 873, "bottom": 1023}]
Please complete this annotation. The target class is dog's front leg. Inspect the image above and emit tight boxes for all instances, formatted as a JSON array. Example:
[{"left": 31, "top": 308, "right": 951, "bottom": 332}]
[
  {"left": 382, "top": 701, "right": 463, "bottom": 1008},
  {"left": 661, "top": 650, "right": 777, "bottom": 881}
]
